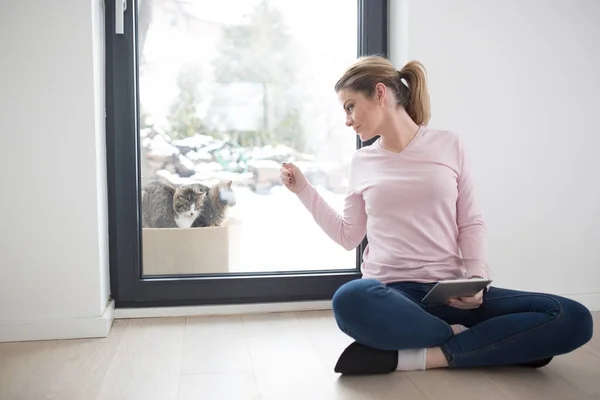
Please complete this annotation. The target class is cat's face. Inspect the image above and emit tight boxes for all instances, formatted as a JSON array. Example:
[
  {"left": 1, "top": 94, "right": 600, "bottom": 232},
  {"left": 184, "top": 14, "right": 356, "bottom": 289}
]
[{"left": 173, "top": 185, "right": 208, "bottom": 218}]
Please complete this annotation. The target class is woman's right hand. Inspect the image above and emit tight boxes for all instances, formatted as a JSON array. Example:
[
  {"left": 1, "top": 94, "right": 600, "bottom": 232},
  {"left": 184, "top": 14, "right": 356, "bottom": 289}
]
[{"left": 280, "top": 162, "right": 308, "bottom": 194}]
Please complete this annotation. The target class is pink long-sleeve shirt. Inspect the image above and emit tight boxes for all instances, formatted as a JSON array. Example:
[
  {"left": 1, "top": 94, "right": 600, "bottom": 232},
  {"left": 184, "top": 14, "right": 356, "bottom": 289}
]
[{"left": 296, "top": 126, "right": 491, "bottom": 283}]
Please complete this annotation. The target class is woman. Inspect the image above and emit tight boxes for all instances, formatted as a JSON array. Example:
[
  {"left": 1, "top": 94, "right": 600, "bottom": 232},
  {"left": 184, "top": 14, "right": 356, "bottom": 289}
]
[{"left": 280, "top": 55, "right": 593, "bottom": 375}]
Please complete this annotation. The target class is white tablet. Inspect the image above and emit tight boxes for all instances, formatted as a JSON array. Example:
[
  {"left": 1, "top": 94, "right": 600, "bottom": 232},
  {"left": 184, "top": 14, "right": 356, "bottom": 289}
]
[{"left": 421, "top": 278, "right": 492, "bottom": 304}]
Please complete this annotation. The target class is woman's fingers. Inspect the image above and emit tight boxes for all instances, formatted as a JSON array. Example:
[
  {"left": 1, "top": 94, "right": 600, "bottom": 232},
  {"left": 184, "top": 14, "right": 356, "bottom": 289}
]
[
  {"left": 458, "top": 296, "right": 477, "bottom": 304},
  {"left": 447, "top": 299, "right": 480, "bottom": 310},
  {"left": 280, "top": 174, "right": 294, "bottom": 187},
  {"left": 280, "top": 168, "right": 294, "bottom": 186},
  {"left": 281, "top": 163, "right": 304, "bottom": 193},
  {"left": 459, "top": 292, "right": 483, "bottom": 305}
]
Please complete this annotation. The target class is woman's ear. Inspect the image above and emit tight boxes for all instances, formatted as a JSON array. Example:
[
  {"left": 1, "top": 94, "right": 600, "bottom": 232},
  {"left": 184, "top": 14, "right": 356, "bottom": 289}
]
[{"left": 375, "top": 83, "right": 386, "bottom": 105}]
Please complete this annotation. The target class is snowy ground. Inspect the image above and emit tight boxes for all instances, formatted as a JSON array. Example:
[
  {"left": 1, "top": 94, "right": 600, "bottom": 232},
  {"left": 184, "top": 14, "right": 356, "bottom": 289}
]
[{"left": 227, "top": 185, "right": 357, "bottom": 273}]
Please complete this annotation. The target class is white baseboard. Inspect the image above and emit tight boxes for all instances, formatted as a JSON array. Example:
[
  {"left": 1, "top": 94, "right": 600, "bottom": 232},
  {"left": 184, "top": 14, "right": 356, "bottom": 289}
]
[
  {"left": 114, "top": 300, "right": 332, "bottom": 319},
  {"left": 1, "top": 293, "right": 593, "bottom": 342},
  {"left": 0, "top": 300, "right": 115, "bottom": 343},
  {"left": 115, "top": 293, "right": 600, "bottom": 319}
]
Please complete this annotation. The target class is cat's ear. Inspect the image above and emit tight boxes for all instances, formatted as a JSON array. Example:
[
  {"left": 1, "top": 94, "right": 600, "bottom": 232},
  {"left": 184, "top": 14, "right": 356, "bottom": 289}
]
[{"left": 226, "top": 180, "right": 232, "bottom": 189}]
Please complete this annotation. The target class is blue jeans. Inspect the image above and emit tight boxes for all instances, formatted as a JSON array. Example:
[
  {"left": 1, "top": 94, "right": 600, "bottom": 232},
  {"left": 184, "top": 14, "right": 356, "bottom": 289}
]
[{"left": 332, "top": 279, "right": 594, "bottom": 368}]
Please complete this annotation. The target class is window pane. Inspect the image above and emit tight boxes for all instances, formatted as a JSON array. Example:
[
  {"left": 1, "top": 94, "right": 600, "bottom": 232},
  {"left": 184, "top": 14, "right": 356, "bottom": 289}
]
[{"left": 138, "top": 0, "right": 358, "bottom": 275}]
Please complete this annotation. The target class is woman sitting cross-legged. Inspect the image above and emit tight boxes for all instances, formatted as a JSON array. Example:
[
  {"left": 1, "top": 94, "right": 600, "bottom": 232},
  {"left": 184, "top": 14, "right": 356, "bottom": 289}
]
[{"left": 280, "top": 55, "right": 594, "bottom": 375}]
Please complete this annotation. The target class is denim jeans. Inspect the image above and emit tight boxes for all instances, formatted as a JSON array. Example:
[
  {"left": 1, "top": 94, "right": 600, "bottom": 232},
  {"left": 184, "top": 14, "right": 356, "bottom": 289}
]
[{"left": 331, "top": 279, "right": 594, "bottom": 368}]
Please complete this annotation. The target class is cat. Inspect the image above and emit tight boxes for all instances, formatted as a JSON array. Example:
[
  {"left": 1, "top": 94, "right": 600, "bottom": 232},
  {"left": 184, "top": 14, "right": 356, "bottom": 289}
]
[
  {"left": 191, "top": 180, "right": 236, "bottom": 228},
  {"left": 141, "top": 179, "right": 209, "bottom": 228}
]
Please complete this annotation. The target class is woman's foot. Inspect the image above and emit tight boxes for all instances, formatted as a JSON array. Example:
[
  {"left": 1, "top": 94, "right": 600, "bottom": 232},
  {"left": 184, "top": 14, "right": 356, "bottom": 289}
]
[
  {"left": 335, "top": 325, "right": 462, "bottom": 375},
  {"left": 334, "top": 342, "right": 398, "bottom": 375},
  {"left": 518, "top": 357, "right": 554, "bottom": 368},
  {"left": 335, "top": 342, "right": 451, "bottom": 375}
]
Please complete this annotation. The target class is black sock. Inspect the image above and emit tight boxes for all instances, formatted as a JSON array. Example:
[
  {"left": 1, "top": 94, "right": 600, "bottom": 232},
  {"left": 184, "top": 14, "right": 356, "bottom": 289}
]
[
  {"left": 517, "top": 357, "right": 553, "bottom": 368},
  {"left": 334, "top": 341, "right": 398, "bottom": 375}
]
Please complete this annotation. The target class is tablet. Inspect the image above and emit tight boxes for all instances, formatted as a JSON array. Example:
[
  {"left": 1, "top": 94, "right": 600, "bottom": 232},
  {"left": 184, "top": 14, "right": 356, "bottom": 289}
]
[{"left": 421, "top": 278, "right": 492, "bottom": 304}]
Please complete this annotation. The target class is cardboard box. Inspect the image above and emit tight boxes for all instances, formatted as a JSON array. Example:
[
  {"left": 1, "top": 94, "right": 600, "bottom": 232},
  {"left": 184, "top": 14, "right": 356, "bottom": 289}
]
[{"left": 141, "top": 217, "right": 241, "bottom": 275}]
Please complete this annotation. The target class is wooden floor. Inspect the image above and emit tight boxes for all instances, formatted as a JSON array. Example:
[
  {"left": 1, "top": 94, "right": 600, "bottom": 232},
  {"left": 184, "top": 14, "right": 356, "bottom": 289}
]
[{"left": 1, "top": 311, "right": 599, "bottom": 400}]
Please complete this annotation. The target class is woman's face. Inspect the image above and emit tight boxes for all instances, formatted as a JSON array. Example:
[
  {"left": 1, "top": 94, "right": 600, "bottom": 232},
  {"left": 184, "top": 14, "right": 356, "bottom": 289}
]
[{"left": 338, "top": 86, "right": 386, "bottom": 142}]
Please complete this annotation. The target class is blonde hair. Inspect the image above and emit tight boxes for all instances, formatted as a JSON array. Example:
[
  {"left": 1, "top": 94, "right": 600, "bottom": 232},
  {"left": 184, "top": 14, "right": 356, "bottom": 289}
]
[{"left": 334, "top": 55, "right": 431, "bottom": 126}]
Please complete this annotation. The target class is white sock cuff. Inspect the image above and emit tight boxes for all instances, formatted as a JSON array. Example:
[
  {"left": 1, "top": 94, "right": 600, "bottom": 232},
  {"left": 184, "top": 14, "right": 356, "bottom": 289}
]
[{"left": 396, "top": 348, "right": 427, "bottom": 371}]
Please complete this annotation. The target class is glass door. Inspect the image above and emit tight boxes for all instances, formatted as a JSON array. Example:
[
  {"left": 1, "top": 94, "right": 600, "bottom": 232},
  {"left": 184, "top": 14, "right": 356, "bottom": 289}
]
[{"left": 105, "top": 0, "right": 388, "bottom": 307}]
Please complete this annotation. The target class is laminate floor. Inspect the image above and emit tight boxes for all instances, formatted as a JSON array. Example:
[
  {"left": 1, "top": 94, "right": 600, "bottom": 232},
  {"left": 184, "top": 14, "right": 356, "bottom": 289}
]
[{"left": 1, "top": 311, "right": 599, "bottom": 400}]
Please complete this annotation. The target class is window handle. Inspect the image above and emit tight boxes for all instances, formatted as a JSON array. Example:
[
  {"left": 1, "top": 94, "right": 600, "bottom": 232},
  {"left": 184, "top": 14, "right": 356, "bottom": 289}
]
[{"left": 115, "top": 0, "right": 127, "bottom": 34}]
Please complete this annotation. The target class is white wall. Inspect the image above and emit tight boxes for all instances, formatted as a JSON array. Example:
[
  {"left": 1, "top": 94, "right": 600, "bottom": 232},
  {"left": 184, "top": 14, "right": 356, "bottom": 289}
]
[
  {"left": 92, "top": 0, "right": 111, "bottom": 311},
  {"left": 0, "top": 0, "right": 112, "bottom": 341},
  {"left": 390, "top": 0, "right": 600, "bottom": 304}
]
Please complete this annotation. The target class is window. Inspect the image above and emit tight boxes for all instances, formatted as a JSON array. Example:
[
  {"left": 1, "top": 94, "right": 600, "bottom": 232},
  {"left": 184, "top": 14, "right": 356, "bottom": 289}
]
[{"left": 106, "top": 0, "right": 388, "bottom": 307}]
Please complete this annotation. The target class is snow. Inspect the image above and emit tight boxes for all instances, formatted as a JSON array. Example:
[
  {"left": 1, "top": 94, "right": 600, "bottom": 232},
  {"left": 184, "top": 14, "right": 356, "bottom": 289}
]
[{"left": 224, "top": 186, "right": 356, "bottom": 273}]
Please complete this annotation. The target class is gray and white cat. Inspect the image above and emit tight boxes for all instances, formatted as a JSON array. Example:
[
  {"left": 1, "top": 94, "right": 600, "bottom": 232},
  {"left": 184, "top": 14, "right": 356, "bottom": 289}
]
[
  {"left": 141, "top": 179, "right": 209, "bottom": 228},
  {"left": 191, "top": 180, "right": 236, "bottom": 227}
]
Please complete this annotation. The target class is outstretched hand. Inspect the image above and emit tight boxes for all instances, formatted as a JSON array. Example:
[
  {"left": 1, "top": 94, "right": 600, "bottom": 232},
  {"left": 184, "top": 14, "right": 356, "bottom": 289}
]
[{"left": 280, "top": 162, "right": 308, "bottom": 194}]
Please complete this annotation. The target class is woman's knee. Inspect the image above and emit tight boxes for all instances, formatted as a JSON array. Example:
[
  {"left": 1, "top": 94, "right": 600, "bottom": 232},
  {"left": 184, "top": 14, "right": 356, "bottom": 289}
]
[
  {"left": 564, "top": 298, "right": 594, "bottom": 345},
  {"left": 332, "top": 279, "right": 385, "bottom": 322},
  {"left": 553, "top": 296, "right": 594, "bottom": 350}
]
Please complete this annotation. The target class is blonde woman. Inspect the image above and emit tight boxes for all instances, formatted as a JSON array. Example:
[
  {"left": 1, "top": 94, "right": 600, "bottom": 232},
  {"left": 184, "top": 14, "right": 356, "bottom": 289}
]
[{"left": 281, "top": 56, "right": 593, "bottom": 375}]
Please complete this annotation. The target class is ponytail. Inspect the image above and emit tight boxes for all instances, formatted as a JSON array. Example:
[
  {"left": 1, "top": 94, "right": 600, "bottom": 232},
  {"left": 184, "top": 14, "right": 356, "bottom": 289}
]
[{"left": 398, "top": 61, "right": 431, "bottom": 126}]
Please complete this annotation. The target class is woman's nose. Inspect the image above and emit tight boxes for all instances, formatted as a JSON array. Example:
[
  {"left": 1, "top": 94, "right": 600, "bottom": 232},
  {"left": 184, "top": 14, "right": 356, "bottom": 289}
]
[{"left": 345, "top": 118, "right": 353, "bottom": 127}]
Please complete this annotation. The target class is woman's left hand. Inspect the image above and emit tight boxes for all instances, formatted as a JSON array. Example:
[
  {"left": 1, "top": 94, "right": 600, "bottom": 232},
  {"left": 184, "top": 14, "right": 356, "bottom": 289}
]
[
  {"left": 447, "top": 275, "right": 485, "bottom": 309},
  {"left": 447, "top": 290, "right": 483, "bottom": 310}
]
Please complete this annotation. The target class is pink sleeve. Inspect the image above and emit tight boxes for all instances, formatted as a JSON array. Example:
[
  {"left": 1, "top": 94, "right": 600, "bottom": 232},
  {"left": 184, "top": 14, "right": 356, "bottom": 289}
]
[
  {"left": 455, "top": 135, "right": 491, "bottom": 279},
  {"left": 296, "top": 183, "right": 367, "bottom": 251}
]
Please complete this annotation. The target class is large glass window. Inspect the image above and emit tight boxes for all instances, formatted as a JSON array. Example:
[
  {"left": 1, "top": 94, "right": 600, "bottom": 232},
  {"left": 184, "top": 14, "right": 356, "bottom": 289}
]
[
  {"left": 138, "top": 0, "right": 357, "bottom": 275},
  {"left": 105, "top": 0, "right": 388, "bottom": 307}
]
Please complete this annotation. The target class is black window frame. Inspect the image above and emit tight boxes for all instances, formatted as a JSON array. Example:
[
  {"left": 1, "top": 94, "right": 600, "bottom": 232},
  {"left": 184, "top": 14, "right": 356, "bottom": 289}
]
[{"left": 105, "top": 0, "right": 388, "bottom": 308}]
